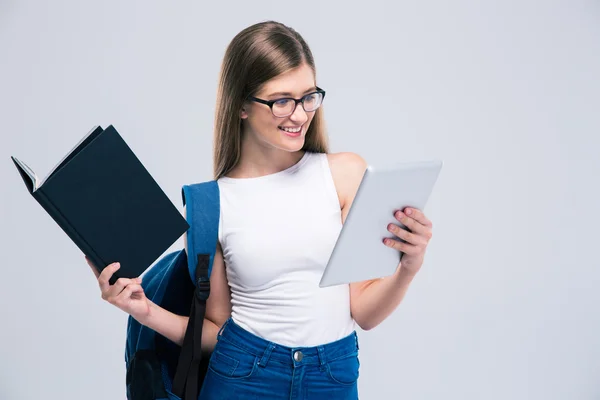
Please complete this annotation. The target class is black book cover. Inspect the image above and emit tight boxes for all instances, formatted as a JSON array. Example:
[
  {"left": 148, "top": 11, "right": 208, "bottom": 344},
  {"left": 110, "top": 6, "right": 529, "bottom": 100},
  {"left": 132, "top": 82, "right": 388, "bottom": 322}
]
[{"left": 11, "top": 125, "right": 190, "bottom": 284}]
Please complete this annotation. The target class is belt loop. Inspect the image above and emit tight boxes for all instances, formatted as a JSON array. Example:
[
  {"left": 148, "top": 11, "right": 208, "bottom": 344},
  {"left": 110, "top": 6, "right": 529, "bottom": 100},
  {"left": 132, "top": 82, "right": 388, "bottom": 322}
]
[
  {"left": 317, "top": 345, "right": 326, "bottom": 369},
  {"left": 258, "top": 343, "right": 275, "bottom": 368},
  {"left": 217, "top": 318, "right": 229, "bottom": 338}
]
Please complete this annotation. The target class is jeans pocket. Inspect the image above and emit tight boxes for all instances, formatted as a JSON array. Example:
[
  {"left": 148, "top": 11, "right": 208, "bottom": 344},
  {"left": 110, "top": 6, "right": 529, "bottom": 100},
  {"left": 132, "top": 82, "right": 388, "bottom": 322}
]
[
  {"left": 208, "top": 338, "right": 259, "bottom": 380},
  {"left": 326, "top": 352, "right": 360, "bottom": 386}
]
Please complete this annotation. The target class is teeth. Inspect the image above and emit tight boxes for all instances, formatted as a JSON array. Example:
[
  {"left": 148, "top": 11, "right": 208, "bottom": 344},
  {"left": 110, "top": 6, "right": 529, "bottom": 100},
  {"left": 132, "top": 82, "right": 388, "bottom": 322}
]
[{"left": 280, "top": 126, "right": 301, "bottom": 133}]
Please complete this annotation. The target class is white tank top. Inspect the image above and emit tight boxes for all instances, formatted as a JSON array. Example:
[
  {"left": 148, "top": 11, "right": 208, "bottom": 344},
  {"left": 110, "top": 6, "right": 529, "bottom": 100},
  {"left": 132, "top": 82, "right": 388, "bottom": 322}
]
[{"left": 217, "top": 151, "right": 356, "bottom": 347}]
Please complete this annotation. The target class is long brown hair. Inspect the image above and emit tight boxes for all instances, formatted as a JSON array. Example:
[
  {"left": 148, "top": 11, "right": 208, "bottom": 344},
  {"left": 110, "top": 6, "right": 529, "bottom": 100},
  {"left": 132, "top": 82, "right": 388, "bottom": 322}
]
[{"left": 212, "top": 21, "right": 329, "bottom": 180}]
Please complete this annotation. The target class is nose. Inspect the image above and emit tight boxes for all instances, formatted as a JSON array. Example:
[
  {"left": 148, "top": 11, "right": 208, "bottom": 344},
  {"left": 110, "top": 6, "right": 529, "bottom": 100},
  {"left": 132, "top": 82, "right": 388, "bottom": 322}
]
[{"left": 289, "top": 102, "right": 308, "bottom": 124}]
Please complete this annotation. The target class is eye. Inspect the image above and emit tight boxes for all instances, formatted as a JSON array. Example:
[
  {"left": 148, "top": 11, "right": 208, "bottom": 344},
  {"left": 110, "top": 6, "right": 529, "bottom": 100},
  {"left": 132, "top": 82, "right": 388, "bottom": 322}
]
[
  {"left": 274, "top": 98, "right": 291, "bottom": 106},
  {"left": 303, "top": 93, "right": 318, "bottom": 102}
]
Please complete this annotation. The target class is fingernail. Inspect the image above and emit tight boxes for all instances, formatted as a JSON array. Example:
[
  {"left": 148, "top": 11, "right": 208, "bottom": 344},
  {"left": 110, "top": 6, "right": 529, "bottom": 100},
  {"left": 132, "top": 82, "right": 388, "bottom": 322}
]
[
  {"left": 115, "top": 262, "right": 120, "bottom": 268},
  {"left": 406, "top": 208, "right": 412, "bottom": 215}
]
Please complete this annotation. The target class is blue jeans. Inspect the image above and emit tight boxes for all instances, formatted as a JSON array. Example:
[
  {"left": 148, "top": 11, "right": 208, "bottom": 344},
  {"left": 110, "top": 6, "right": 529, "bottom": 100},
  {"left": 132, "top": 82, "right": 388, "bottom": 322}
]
[{"left": 198, "top": 318, "right": 360, "bottom": 399}]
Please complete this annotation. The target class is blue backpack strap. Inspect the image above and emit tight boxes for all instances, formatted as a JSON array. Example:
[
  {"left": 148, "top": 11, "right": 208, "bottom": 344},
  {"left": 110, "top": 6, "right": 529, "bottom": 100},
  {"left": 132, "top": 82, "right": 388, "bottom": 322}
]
[
  {"left": 181, "top": 181, "right": 220, "bottom": 284},
  {"left": 172, "top": 180, "right": 220, "bottom": 400}
]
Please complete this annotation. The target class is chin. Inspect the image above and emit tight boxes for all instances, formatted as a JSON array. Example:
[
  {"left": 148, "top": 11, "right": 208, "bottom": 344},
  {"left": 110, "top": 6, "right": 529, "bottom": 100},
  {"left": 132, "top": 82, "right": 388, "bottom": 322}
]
[
  {"left": 268, "top": 129, "right": 304, "bottom": 151},
  {"left": 276, "top": 139, "right": 305, "bottom": 153}
]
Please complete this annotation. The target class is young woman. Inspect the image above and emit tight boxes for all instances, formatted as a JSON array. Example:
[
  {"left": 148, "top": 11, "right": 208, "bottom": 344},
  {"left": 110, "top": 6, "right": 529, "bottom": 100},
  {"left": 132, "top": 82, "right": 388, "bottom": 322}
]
[{"left": 88, "top": 20, "right": 434, "bottom": 399}]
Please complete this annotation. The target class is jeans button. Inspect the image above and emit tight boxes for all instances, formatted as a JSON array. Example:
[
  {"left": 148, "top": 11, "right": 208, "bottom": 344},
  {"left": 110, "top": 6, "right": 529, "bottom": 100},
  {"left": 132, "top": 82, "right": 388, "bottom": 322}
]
[{"left": 293, "top": 351, "right": 303, "bottom": 362}]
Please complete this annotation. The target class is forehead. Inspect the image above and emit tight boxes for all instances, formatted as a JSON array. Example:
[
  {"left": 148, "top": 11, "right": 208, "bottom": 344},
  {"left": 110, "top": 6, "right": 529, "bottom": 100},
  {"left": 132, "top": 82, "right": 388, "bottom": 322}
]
[{"left": 258, "top": 63, "right": 316, "bottom": 97}]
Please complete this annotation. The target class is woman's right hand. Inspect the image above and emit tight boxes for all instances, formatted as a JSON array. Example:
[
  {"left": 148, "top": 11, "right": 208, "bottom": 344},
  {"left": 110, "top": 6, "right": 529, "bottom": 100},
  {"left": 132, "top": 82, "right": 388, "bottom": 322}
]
[{"left": 86, "top": 256, "right": 151, "bottom": 322}]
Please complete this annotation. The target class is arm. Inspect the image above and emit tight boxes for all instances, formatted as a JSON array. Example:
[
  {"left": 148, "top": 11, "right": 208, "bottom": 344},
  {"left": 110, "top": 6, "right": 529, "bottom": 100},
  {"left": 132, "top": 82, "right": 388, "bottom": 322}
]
[
  {"left": 328, "top": 152, "right": 429, "bottom": 331},
  {"left": 350, "top": 205, "right": 432, "bottom": 330},
  {"left": 138, "top": 205, "right": 232, "bottom": 351},
  {"left": 139, "top": 301, "right": 221, "bottom": 351},
  {"left": 349, "top": 267, "right": 417, "bottom": 331}
]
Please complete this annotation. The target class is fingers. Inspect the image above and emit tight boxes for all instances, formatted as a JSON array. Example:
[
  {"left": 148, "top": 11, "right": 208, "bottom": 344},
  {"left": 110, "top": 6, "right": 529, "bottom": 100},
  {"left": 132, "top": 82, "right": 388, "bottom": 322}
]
[
  {"left": 98, "top": 262, "right": 121, "bottom": 293},
  {"left": 103, "top": 277, "right": 143, "bottom": 303},
  {"left": 385, "top": 208, "right": 433, "bottom": 254},
  {"left": 109, "top": 277, "right": 135, "bottom": 296},
  {"left": 402, "top": 207, "right": 432, "bottom": 228},
  {"left": 114, "top": 283, "right": 145, "bottom": 307},
  {"left": 383, "top": 237, "right": 420, "bottom": 255},
  {"left": 96, "top": 261, "right": 142, "bottom": 297},
  {"left": 394, "top": 209, "right": 433, "bottom": 239},
  {"left": 387, "top": 223, "right": 427, "bottom": 246}
]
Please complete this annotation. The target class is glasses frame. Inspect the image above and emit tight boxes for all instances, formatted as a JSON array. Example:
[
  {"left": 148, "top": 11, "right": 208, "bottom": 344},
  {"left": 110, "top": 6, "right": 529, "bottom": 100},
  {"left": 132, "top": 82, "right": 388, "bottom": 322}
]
[{"left": 247, "top": 86, "right": 326, "bottom": 118}]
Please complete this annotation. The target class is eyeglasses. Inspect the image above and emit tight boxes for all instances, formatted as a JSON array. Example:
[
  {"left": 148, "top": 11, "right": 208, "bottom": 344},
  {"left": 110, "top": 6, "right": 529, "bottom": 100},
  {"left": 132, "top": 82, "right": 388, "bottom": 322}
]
[{"left": 247, "top": 87, "right": 326, "bottom": 118}]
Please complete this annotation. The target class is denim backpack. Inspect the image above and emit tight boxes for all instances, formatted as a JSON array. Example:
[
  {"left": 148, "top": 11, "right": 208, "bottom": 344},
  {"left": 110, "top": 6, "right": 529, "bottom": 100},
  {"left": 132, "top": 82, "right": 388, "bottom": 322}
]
[{"left": 125, "top": 180, "right": 220, "bottom": 400}]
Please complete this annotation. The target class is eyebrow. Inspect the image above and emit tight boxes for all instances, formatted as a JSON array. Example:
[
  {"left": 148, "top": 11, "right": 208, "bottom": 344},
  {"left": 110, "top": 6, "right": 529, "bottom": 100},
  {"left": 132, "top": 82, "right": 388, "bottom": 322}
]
[{"left": 266, "top": 86, "right": 317, "bottom": 98}]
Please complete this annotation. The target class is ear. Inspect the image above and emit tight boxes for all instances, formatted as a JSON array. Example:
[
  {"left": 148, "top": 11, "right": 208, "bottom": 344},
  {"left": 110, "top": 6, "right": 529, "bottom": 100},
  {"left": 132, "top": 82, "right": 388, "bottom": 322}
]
[{"left": 240, "top": 105, "right": 248, "bottom": 119}]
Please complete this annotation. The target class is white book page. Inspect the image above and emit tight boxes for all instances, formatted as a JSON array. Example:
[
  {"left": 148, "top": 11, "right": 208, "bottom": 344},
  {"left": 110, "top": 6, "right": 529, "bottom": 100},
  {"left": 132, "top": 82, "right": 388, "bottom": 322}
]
[{"left": 12, "top": 157, "right": 39, "bottom": 191}]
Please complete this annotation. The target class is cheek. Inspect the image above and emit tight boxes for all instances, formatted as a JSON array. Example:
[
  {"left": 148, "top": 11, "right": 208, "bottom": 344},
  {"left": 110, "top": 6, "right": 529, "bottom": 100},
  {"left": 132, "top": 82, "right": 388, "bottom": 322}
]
[
  {"left": 249, "top": 115, "right": 282, "bottom": 141},
  {"left": 249, "top": 110, "right": 278, "bottom": 130}
]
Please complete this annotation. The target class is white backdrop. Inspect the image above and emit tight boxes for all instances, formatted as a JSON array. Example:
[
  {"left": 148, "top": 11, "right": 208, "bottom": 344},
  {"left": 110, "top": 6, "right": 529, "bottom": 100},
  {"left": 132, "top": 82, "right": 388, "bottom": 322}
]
[{"left": 1, "top": 1, "right": 599, "bottom": 398}]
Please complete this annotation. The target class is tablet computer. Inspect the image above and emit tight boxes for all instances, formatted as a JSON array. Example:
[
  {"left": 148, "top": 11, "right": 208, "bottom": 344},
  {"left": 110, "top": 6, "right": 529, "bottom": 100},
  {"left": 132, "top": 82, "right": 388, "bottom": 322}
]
[{"left": 319, "top": 159, "right": 443, "bottom": 287}]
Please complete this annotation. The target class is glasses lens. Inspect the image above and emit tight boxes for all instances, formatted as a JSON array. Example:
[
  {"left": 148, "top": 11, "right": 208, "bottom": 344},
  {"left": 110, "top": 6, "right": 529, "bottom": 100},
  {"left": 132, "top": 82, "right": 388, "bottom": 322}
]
[
  {"left": 302, "top": 92, "right": 323, "bottom": 112},
  {"left": 272, "top": 98, "right": 295, "bottom": 117}
]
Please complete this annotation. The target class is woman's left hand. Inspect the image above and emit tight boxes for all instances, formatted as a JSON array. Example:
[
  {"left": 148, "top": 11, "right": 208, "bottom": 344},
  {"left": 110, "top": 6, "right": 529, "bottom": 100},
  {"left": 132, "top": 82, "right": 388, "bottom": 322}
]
[{"left": 384, "top": 207, "right": 433, "bottom": 276}]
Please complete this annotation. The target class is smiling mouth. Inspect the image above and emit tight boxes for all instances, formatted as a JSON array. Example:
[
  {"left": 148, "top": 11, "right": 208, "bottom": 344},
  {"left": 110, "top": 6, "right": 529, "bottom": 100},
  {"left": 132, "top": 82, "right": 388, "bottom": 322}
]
[{"left": 278, "top": 125, "right": 303, "bottom": 134}]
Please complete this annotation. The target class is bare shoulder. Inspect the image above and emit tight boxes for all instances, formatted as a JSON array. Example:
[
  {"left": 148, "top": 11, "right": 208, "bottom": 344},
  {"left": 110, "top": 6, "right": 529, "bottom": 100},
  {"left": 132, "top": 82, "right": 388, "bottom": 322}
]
[
  {"left": 326, "top": 152, "right": 367, "bottom": 175},
  {"left": 326, "top": 152, "right": 368, "bottom": 221}
]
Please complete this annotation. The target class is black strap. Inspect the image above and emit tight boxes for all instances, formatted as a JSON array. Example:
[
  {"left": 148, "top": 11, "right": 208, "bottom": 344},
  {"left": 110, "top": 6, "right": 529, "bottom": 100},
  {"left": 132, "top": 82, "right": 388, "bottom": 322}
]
[{"left": 172, "top": 254, "right": 211, "bottom": 400}]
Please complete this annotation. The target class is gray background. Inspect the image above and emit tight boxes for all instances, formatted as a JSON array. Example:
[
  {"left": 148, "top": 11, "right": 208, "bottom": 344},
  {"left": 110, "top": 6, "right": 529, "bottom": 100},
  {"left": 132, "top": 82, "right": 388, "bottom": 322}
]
[{"left": 1, "top": 0, "right": 599, "bottom": 399}]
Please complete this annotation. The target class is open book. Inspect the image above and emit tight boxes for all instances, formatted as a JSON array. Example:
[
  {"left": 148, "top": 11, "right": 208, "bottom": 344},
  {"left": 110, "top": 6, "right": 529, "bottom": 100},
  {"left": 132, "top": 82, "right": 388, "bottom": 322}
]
[{"left": 11, "top": 125, "right": 189, "bottom": 284}]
